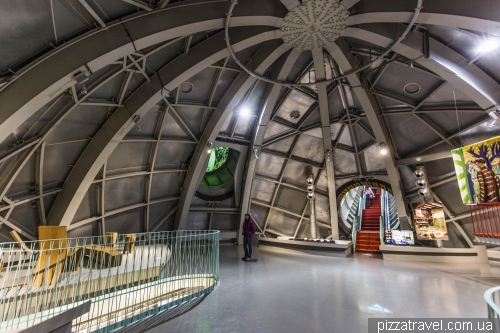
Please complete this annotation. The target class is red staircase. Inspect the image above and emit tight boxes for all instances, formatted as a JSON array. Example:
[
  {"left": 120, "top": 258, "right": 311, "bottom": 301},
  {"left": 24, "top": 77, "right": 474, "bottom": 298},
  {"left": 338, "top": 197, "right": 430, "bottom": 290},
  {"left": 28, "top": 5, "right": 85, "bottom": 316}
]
[{"left": 355, "top": 191, "right": 382, "bottom": 253}]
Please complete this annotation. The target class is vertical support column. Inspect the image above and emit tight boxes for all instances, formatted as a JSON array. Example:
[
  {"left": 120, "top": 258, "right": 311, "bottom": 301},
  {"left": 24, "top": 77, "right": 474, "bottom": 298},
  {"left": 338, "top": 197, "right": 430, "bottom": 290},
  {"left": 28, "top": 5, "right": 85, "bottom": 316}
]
[
  {"left": 96, "top": 163, "right": 106, "bottom": 236},
  {"left": 312, "top": 48, "right": 339, "bottom": 239},
  {"left": 326, "top": 39, "right": 411, "bottom": 229},
  {"left": 35, "top": 142, "right": 47, "bottom": 226}
]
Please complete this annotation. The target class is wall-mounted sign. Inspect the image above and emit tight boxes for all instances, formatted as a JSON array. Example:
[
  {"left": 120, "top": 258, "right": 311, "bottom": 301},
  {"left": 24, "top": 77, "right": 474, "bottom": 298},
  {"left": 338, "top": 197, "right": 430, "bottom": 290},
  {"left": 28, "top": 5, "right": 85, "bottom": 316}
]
[
  {"left": 386, "top": 230, "right": 414, "bottom": 245},
  {"left": 412, "top": 202, "right": 448, "bottom": 241},
  {"left": 452, "top": 136, "right": 500, "bottom": 204}
]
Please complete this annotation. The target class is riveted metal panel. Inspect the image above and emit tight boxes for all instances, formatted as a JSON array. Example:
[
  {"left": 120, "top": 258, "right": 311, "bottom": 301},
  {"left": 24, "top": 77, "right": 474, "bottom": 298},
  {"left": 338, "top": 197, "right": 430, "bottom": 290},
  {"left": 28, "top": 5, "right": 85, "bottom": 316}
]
[
  {"left": 274, "top": 90, "right": 315, "bottom": 124},
  {"left": 275, "top": 186, "right": 307, "bottom": 214},
  {"left": 255, "top": 153, "right": 285, "bottom": 179},
  {"left": 185, "top": 212, "right": 208, "bottom": 230},
  {"left": 154, "top": 141, "right": 195, "bottom": 170},
  {"left": 293, "top": 134, "right": 325, "bottom": 163},
  {"left": 282, "top": 159, "right": 320, "bottom": 187},
  {"left": 364, "top": 145, "right": 387, "bottom": 172},
  {"left": 43, "top": 140, "right": 88, "bottom": 186},
  {"left": 9, "top": 201, "right": 39, "bottom": 235},
  {"left": 263, "top": 121, "right": 293, "bottom": 140},
  {"left": 71, "top": 184, "right": 98, "bottom": 223},
  {"left": 104, "top": 176, "right": 146, "bottom": 212},
  {"left": 265, "top": 135, "right": 296, "bottom": 154},
  {"left": 266, "top": 209, "right": 299, "bottom": 236},
  {"left": 251, "top": 179, "right": 277, "bottom": 203},
  {"left": 106, "top": 141, "right": 151, "bottom": 174},
  {"left": 7, "top": 154, "right": 36, "bottom": 197},
  {"left": 105, "top": 208, "right": 143, "bottom": 234},
  {"left": 150, "top": 172, "right": 183, "bottom": 200},
  {"left": 333, "top": 149, "right": 357, "bottom": 174}
]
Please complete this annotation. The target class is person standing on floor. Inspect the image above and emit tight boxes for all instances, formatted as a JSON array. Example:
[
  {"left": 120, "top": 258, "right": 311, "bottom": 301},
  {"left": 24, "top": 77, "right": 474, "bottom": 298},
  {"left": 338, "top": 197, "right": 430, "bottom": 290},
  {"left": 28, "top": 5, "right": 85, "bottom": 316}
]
[
  {"left": 364, "top": 186, "right": 374, "bottom": 207},
  {"left": 242, "top": 214, "right": 256, "bottom": 261}
]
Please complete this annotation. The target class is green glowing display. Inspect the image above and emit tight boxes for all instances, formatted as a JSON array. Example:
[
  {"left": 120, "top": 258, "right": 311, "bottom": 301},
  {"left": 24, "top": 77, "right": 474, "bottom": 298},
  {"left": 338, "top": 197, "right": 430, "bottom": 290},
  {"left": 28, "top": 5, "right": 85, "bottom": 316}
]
[{"left": 206, "top": 147, "right": 229, "bottom": 173}]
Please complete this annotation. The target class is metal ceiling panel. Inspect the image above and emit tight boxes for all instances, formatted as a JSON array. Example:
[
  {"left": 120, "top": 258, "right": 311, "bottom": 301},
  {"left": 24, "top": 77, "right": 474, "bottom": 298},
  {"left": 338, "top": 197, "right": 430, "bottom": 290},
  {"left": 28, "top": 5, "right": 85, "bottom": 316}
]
[
  {"left": 219, "top": 113, "right": 233, "bottom": 134},
  {"left": 266, "top": 209, "right": 299, "bottom": 236},
  {"left": 351, "top": 122, "right": 373, "bottom": 148},
  {"left": 210, "top": 69, "right": 240, "bottom": 107},
  {"left": 282, "top": 159, "right": 320, "bottom": 187},
  {"left": 364, "top": 145, "right": 387, "bottom": 173},
  {"left": 333, "top": 149, "right": 357, "bottom": 174},
  {"left": 150, "top": 172, "right": 182, "bottom": 201},
  {"left": 263, "top": 121, "right": 292, "bottom": 140},
  {"left": 175, "top": 106, "right": 206, "bottom": 138},
  {"left": 185, "top": 212, "right": 208, "bottom": 230},
  {"left": 178, "top": 67, "right": 218, "bottom": 104},
  {"left": 88, "top": 71, "right": 126, "bottom": 100},
  {"left": 105, "top": 208, "right": 143, "bottom": 234},
  {"left": 250, "top": 204, "right": 268, "bottom": 229},
  {"left": 399, "top": 165, "right": 416, "bottom": 193},
  {"left": 47, "top": 105, "right": 109, "bottom": 144},
  {"left": 385, "top": 114, "right": 442, "bottom": 157},
  {"left": 8, "top": 201, "right": 39, "bottom": 236},
  {"left": 376, "top": 63, "right": 445, "bottom": 104},
  {"left": 265, "top": 135, "right": 296, "bottom": 154},
  {"left": 314, "top": 195, "right": 330, "bottom": 224},
  {"left": 6, "top": 154, "right": 35, "bottom": 197},
  {"left": 274, "top": 90, "right": 315, "bottom": 125},
  {"left": 275, "top": 186, "right": 307, "bottom": 214},
  {"left": 255, "top": 153, "right": 285, "bottom": 179},
  {"left": 334, "top": 178, "right": 352, "bottom": 190},
  {"left": 423, "top": 158, "right": 455, "bottom": 182},
  {"left": 377, "top": 96, "right": 411, "bottom": 110},
  {"left": 423, "top": 111, "right": 488, "bottom": 135},
  {"left": 303, "top": 127, "right": 322, "bottom": 139},
  {"left": 285, "top": 50, "right": 312, "bottom": 82},
  {"left": 67, "top": 221, "right": 99, "bottom": 239},
  {"left": 432, "top": 181, "right": 469, "bottom": 216},
  {"left": 125, "top": 108, "right": 160, "bottom": 138},
  {"left": 149, "top": 200, "right": 177, "bottom": 231},
  {"left": 460, "top": 122, "right": 500, "bottom": 146},
  {"left": 293, "top": 134, "right": 325, "bottom": 163},
  {"left": 330, "top": 123, "right": 343, "bottom": 141},
  {"left": 300, "top": 108, "right": 321, "bottom": 128},
  {"left": 295, "top": 219, "right": 311, "bottom": 238},
  {"left": 43, "top": 193, "right": 58, "bottom": 215},
  {"left": 160, "top": 113, "right": 192, "bottom": 139},
  {"left": 315, "top": 169, "right": 329, "bottom": 193},
  {"left": 422, "top": 83, "right": 476, "bottom": 106},
  {"left": 71, "top": 183, "right": 98, "bottom": 223},
  {"left": 104, "top": 176, "right": 146, "bottom": 212},
  {"left": 337, "top": 126, "right": 352, "bottom": 147},
  {"left": 106, "top": 141, "right": 151, "bottom": 174},
  {"left": 426, "top": 25, "right": 478, "bottom": 61},
  {"left": 43, "top": 141, "right": 88, "bottom": 186},
  {"left": 154, "top": 141, "right": 195, "bottom": 170},
  {"left": 251, "top": 179, "right": 276, "bottom": 203},
  {"left": 211, "top": 214, "right": 238, "bottom": 231},
  {"left": 327, "top": 88, "right": 345, "bottom": 119}
]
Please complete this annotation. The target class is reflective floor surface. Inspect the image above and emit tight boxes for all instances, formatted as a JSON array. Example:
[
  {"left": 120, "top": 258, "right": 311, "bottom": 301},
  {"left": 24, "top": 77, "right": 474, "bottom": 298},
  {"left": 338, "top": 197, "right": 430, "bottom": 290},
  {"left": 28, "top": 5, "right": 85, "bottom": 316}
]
[{"left": 143, "top": 245, "right": 500, "bottom": 333}]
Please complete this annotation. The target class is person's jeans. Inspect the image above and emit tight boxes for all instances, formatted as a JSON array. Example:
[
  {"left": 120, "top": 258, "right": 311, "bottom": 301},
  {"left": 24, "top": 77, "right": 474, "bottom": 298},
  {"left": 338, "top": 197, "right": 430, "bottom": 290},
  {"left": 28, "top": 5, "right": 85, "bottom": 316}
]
[{"left": 243, "top": 235, "right": 253, "bottom": 258}]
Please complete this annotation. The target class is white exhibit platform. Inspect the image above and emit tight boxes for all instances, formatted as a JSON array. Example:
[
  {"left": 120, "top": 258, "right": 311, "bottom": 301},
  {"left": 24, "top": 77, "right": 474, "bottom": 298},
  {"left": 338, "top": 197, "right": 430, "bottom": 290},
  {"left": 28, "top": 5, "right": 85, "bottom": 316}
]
[
  {"left": 380, "top": 244, "right": 488, "bottom": 263},
  {"left": 259, "top": 238, "right": 353, "bottom": 257}
]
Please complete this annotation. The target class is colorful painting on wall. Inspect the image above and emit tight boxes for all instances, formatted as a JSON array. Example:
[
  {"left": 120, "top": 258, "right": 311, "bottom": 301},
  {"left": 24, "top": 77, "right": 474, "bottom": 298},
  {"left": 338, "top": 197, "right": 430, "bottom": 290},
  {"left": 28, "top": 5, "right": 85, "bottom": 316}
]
[
  {"left": 412, "top": 202, "right": 448, "bottom": 241},
  {"left": 452, "top": 136, "right": 500, "bottom": 204}
]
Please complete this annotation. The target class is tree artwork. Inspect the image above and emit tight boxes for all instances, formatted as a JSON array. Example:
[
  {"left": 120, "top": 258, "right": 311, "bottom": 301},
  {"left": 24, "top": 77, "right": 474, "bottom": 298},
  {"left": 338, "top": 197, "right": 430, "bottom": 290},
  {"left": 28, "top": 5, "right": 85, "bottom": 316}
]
[{"left": 452, "top": 136, "right": 500, "bottom": 204}]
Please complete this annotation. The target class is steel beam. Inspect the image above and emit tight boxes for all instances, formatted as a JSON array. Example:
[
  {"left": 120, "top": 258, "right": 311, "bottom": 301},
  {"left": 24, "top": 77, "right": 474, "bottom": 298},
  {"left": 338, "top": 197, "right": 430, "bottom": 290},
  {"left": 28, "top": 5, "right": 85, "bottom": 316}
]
[
  {"left": 326, "top": 38, "right": 411, "bottom": 228},
  {"left": 396, "top": 151, "right": 452, "bottom": 166},
  {"left": 46, "top": 28, "right": 282, "bottom": 226},
  {"left": 312, "top": 47, "right": 340, "bottom": 239},
  {"left": 175, "top": 40, "right": 290, "bottom": 229},
  {"left": 0, "top": 0, "right": 287, "bottom": 146}
]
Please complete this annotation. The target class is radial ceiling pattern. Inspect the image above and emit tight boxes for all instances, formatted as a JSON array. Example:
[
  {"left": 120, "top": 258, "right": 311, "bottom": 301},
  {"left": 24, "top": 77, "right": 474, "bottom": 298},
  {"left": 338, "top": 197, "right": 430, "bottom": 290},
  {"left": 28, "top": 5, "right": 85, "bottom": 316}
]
[{"left": 0, "top": 0, "right": 499, "bottom": 247}]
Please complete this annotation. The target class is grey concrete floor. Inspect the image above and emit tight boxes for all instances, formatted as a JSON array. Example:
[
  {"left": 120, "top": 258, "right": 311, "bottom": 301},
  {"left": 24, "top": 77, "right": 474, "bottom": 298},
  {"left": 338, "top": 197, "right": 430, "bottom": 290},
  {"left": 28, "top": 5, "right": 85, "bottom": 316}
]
[{"left": 144, "top": 245, "right": 500, "bottom": 333}]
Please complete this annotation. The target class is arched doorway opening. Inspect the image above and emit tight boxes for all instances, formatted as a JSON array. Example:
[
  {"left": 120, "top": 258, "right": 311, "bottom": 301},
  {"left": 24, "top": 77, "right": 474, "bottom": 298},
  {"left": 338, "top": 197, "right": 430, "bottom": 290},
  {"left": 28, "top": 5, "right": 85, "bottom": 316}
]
[{"left": 336, "top": 180, "right": 399, "bottom": 253}]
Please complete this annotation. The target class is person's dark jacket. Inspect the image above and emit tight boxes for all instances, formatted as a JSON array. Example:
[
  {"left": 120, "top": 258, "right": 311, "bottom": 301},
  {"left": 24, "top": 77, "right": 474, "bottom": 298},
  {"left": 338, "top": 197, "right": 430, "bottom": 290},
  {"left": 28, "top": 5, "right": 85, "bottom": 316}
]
[{"left": 242, "top": 218, "right": 256, "bottom": 236}]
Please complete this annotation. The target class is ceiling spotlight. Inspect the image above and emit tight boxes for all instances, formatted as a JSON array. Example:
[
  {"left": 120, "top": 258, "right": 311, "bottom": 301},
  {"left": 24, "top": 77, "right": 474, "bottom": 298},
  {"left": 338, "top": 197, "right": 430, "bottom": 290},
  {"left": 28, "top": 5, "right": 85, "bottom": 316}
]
[
  {"left": 307, "top": 185, "right": 315, "bottom": 192},
  {"left": 240, "top": 106, "right": 250, "bottom": 117},
  {"left": 253, "top": 147, "right": 259, "bottom": 160},
  {"left": 477, "top": 38, "right": 500, "bottom": 53},
  {"left": 290, "top": 110, "right": 301, "bottom": 119},
  {"left": 415, "top": 179, "right": 427, "bottom": 188},
  {"left": 307, "top": 192, "right": 314, "bottom": 199},
  {"left": 378, "top": 143, "right": 388, "bottom": 155},
  {"left": 325, "top": 149, "right": 332, "bottom": 162},
  {"left": 413, "top": 170, "right": 425, "bottom": 179},
  {"left": 418, "top": 188, "right": 429, "bottom": 197},
  {"left": 207, "top": 141, "right": 213, "bottom": 154}
]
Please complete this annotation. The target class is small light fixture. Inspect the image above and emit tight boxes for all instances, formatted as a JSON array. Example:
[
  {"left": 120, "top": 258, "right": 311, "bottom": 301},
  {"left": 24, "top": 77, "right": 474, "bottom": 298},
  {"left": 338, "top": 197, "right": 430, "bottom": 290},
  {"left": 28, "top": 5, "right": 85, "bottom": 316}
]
[
  {"left": 488, "top": 110, "right": 499, "bottom": 127},
  {"left": 418, "top": 188, "right": 429, "bottom": 197},
  {"left": 81, "top": 84, "right": 88, "bottom": 95},
  {"left": 307, "top": 185, "right": 315, "bottom": 192},
  {"left": 253, "top": 147, "right": 259, "bottom": 159},
  {"left": 413, "top": 170, "right": 425, "bottom": 179},
  {"left": 378, "top": 143, "right": 388, "bottom": 155},
  {"left": 306, "top": 175, "right": 314, "bottom": 185},
  {"left": 307, "top": 192, "right": 314, "bottom": 199},
  {"left": 408, "top": 61, "right": 414, "bottom": 68},
  {"left": 325, "top": 149, "right": 332, "bottom": 162},
  {"left": 132, "top": 115, "right": 142, "bottom": 130},
  {"left": 207, "top": 141, "right": 213, "bottom": 154},
  {"left": 415, "top": 179, "right": 427, "bottom": 188},
  {"left": 477, "top": 38, "right": 500, "bottom": 53}
]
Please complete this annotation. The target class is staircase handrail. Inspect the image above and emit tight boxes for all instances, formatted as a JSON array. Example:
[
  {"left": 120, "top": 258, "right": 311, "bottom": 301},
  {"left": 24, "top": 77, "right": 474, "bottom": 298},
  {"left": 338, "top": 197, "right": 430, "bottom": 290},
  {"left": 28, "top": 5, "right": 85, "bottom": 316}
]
[
  {"left": 352, "top": 193, "right": 366, "bottom": 248},
  {"left": 380, "top": 189, "right": 391, "bottom": 244},
  {"left": 484, "top": 286, "right": 500, "bottom": 318}
]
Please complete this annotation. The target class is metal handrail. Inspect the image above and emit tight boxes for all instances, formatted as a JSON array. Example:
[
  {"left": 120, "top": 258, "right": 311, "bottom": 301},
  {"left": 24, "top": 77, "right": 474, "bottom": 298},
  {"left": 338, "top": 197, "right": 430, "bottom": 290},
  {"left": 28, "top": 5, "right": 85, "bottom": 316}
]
[
  {"left": 0, "top": 230, "right": 220, "bottom": 332},
  {"left": 352, "top": 194, "right": 366, "bottom": 249},
  {"left": 485, "top": 286, "right": 500, "bottom": 318}
]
